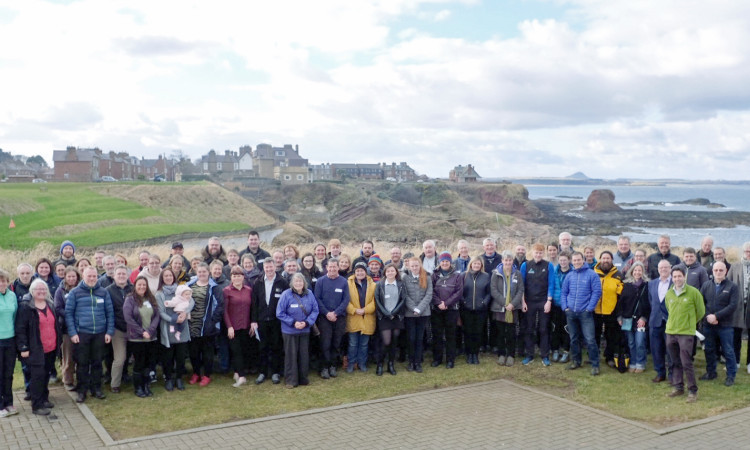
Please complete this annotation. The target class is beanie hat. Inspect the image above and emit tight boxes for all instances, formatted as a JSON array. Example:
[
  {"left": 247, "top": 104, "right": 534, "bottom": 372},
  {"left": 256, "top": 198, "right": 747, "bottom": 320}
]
[
  {"left": 368, "top": 254, "right": 384, "bottom": 267},
  {"left": 354, "top": 262, "right": 368, "bottom": 272},
  {"left": 60, "top": 240, "right": 76, "bottom": 255},
  {"left": 438, "top": 251, "right": 452, "bottom": 263}
]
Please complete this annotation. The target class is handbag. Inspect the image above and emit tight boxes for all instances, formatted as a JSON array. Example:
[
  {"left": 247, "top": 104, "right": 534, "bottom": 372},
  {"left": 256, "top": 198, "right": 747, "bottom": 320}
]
[
  {"left": 295, "top": 294, "right": 320, "bottom": 336},
  {"left": 620, "top": 318, "right": 633, "bottom": 331}
]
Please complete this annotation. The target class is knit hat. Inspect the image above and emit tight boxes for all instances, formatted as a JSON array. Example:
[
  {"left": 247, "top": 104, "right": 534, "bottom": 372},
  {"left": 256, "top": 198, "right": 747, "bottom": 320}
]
[
  {"left": 438, "top": 251, "right": 452, "bottom": 263},
  {"left": 368, "top": 254, "right": 384, "bottom": 267},
  {"left": 174, "top": 285, "right": 193, "bottom": 299},
  {"left": 354, "top": 262, "right": 368, "bottom": 272},
  {"left": 60, "top": 240, "right": 76, "bottom": 255}
]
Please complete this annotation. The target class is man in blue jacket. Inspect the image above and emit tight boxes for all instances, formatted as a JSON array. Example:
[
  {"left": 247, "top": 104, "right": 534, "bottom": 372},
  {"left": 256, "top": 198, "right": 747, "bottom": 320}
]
[
  {"left": 314, "top": 258, "right": 350, "bottom": 379},
  {"left": 65, "top": 266, "right": 114, "bottom": 403},
  {"left": 561, "top": 252, "right": 602, "bottom": 376}
]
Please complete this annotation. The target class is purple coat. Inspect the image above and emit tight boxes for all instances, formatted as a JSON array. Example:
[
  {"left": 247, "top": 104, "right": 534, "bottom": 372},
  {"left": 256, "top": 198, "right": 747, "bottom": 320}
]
[{"left": 123, "top": 294, "right": 160, "bottom": 341}]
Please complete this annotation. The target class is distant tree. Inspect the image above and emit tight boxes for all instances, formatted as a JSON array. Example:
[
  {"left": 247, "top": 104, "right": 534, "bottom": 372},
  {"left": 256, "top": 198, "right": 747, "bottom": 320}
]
[{"left": 27, "top": 155, "right": 48, "bottom": 167}]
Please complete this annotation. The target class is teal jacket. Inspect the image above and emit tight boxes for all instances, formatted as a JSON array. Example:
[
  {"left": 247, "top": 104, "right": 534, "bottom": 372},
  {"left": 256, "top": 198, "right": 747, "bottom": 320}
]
[{"left": 0, "top": 289, "right": 17, "bottom": 339}]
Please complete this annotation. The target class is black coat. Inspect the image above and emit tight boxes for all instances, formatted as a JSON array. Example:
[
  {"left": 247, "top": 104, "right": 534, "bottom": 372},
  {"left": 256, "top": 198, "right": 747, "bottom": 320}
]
[
  {"left": 106, "top": 282, "right": 134, "bottom": 333},
  {"left": 251, "top": 276, "right": 289, "bottom": 322},
  {"left": 615, "top": 282, "right": 651, "bottom": 322},
  {"left": 16, "top": 300, "right": 60, "bottom": 366},
  {"left": 700, "top": 279, "right": 739, "bottom": 328}
]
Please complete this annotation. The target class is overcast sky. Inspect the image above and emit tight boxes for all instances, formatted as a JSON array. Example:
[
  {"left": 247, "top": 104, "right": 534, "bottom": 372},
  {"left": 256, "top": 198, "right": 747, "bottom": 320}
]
[{"left": 1, "top": 0, "right": 749, "bottom": 179}]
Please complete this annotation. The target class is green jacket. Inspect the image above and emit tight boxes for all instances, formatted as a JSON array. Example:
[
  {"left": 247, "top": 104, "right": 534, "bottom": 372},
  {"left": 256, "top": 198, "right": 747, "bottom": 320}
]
[{"left": 665, "top": 284, "right": 705, "bottom": 335}]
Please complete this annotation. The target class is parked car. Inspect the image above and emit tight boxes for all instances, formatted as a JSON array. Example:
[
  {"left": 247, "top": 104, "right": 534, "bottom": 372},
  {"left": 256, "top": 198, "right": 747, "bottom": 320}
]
[
  {"left": 32, "top": 178, "right": 47, "bottom": 183},
  {"left": 101, "top": 176, "right": 117, "bottom": 182}
]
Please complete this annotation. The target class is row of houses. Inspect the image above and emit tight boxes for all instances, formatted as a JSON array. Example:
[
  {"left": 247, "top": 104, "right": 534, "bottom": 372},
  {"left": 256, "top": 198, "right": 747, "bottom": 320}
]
[
  {"left": 51, "top": 144, "right": 425, "bottom": 184},
  {"left": 53, "top": 147, "right": 175, "bottom": 182}
]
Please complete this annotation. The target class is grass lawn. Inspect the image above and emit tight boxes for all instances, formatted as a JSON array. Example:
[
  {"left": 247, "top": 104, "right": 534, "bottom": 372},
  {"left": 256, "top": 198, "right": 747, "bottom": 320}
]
[
  {"left": 26, "top": 342, "right": 748, "bottom": 440},
  {"left": 0, "top": 182, "right": 267, "bottom": 249}
]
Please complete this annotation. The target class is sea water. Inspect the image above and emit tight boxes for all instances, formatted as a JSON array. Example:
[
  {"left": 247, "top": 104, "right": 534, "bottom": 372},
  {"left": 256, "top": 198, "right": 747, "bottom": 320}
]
[{"left": 524, "top": 184, "right": 750, "bottom": 248}]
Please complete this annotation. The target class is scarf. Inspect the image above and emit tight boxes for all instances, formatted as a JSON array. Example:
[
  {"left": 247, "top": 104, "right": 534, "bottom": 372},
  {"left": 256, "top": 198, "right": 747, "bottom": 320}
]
[
  {"left": 161, "top": 283, "right": 178, "bottom": 299},
  {"left": 504, "top": 267, "right": 513, "bottom": 323}
]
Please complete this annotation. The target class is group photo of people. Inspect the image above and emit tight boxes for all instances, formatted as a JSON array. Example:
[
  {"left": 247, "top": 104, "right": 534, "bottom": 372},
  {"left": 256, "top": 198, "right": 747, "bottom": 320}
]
[{"left": 0, "top": 229, "right": 746, "bottom": 417}]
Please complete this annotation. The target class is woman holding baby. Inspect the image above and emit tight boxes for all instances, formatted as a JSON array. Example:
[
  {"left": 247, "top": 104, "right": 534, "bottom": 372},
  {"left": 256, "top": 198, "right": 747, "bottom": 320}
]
[
  {"left": 156, "top": 268, "right": 193, "bottom": 391},
  {"left": 124, "top": 276, "right": 160, "bottom": 398}
]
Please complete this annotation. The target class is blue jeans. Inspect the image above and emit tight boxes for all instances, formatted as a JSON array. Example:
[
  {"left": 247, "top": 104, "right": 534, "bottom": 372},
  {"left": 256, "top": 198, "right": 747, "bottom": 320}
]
[
  {"left": 347, "top": 332, "right": 370, "bottom": 369},
  {"left": 625, "top": 328, "right": 647, "bottom": 369},
  {"left": 565, "top": 310, "right": 599, "bottom": 368},
  {"left": 649, "top": 323, "right": 673, "bottom": 378},
  {"left": 704, "top": 324, "right": 736, "bottom": 379}
]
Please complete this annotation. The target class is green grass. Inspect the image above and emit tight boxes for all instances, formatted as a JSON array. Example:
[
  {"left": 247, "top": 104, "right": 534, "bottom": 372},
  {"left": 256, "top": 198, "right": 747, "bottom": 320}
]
[
  {"left": 62, "top": 342, "right": 750, "bottom": 440},
  {"left": 0, "top": 183, "right": 252, "bottom": 249}
]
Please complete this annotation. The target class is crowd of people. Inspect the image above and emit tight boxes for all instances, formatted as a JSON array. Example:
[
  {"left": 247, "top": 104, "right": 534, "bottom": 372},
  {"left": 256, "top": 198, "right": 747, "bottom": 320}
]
[{"left": 0, "top": 230, "right": 746, "bottom": 416}]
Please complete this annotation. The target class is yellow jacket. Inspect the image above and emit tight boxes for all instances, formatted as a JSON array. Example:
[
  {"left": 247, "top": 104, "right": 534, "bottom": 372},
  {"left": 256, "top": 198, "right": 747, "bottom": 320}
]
[
  {"left": 594, "top": 263, "right": 623, "bottom": 315},
  {"left": 346, "top": 275, "right": 376, "bottom": 335}
]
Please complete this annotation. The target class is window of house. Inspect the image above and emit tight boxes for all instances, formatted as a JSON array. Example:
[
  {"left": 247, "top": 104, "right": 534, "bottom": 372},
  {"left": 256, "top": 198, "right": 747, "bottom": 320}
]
[
  {"left": 296, "top": 174, "right": 303, "bottom": 180},
  {"left": 217, "top": 162, "right": 222, "bottom": 170},
  {"left": 284, "top": 175, "right": 291, "bottom": 180}
]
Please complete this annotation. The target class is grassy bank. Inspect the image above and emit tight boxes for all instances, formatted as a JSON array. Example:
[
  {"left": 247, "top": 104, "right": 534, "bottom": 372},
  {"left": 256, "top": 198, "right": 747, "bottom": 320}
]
[{"left": 0, "top": 182, "right": 274, "bottom": 250}]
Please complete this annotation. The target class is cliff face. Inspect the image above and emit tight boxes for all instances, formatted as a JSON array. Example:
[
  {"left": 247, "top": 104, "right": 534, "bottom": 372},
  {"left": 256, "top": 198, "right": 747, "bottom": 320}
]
[
  {"left": 454, "top": 184, "right": 542, "bottom": 219},
  {"left": 584, "top": 189, "right": 622, "bottom": 212}
]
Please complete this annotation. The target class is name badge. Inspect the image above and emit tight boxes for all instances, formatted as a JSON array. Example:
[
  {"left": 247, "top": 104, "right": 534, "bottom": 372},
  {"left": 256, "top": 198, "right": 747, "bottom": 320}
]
[
  {"left": 275, "top": 293, "right": 281, "bottom": 298},
  {"left": 335, "top": 288, "right": 343, "bottom": 293},
  {"left": 96, "top": 298, "right": 104, "bottom": 304},
  {"left": 145, "top": 303, "right": 152, "bottom": 309},
  {"left": 291, "top": 304, "right": 299, "bottom": 308},
  {"left": 385, "top": 294, "right": 391, "bottom": 299},
  {"left": 512, "top": 279, "right": 517, "bottom": 283}
]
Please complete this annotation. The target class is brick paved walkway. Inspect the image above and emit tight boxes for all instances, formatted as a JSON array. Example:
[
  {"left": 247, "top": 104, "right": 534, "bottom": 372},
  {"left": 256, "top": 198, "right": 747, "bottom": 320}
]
[{"left": 2, "top": 380, "right": 749, "bottom": 449}]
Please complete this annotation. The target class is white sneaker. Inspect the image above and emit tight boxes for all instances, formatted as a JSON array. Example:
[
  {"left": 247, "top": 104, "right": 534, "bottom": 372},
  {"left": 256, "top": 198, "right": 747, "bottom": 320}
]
[
  {"left": 5, "top": 406, "right": 17, "bottom": 416},
  {"left": 233, "top": 372, "right": 239, "bottom": 382},
  {"left": 0, "top": 409, "right": 7, "bottom": 418},
  {"left": 232, "top": 376, "right": 247, "bottom": 388}
]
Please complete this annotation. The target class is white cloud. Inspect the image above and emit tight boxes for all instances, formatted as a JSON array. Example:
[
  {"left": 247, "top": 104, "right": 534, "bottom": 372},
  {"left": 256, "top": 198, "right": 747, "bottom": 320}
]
[{"left": 0, "top": 0, "right": 749, "bottom": 179}]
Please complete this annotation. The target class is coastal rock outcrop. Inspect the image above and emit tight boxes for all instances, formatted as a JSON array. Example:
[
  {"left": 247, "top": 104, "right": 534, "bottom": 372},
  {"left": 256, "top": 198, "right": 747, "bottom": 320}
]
[{"left": 584, "top": 189, "right": 622, "bottom": 212}]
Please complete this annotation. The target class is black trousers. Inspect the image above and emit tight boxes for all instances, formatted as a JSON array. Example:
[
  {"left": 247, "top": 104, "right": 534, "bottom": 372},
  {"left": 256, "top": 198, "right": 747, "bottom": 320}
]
[
  {"left": 258, "top": 321, "right": 283, "bottom": 375},
  {"left": 229, "top": 329, "right": 253, "bottom": 377},
  {"left": 283, "top": 333, "right": 310, "bottom": 386},
  {"left": 161, "top": 342, "right": 188, "bottom": 379},
  {"left": 431, "top": 309, "right": 459, "bottom": 362},
  {"left": 495, "top": 320, "right": 516, "bottom": 357},
  {"left": 550, "top": 305, "right": 570, "bottom": 352},
  {"left": 317, "top": 316, "right": 346, "bottom": 368},
  {"left": 0, "top": 343, "right": 15, "bottom": 410},
  {"left": 189, "top": 335, "right": 216, "bottom": 377},
  {"left": 131, "top": 341, "right": 158, "bottom": 379},
  {"left": 74, "top": 332, "right": 105, "bottom": 393},
  {"left": 28, "top": 351, "right": 55, "bottom": 410},
  {"left": 594, "top": 312, "right": 621, "bottom": 361},
  {"left": 461, "top": 310, "right": 487, "bottom": 355},
  {"left": 524, "top": 302, "right": 550, "bottom": 359}
]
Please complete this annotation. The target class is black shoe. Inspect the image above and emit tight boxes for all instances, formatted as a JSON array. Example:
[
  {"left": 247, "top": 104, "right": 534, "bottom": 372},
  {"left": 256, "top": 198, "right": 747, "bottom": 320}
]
[
  {"left": 144, "top": 384, "right": 153, "bottom": 397},
  {"left": 415, "top": 363, "right": 423, "bottom": 373},
  {"left": 446, "top": 360, "right": 454, "bottom": 369},
  {"left": 42, "top": 401, "right": 54, "bottom": 409},
  {"left": 567, "top": 362, "right": 582, "bottom": 370},
  {"left": 474, "top": 354, "right": 481, "bottom": 365},
  {"left": 388, "top": 361, "right": 397, "bottom": 375},
  {"left": 407, "top": 363, "right": 415, "bottom": 372},
  {"left": 165, "top": 378, "right": 174, "bottom": 391},
  {"left": 111, "top": 387, "right": 120, "bottom": 394},
  {"left": 76, "top": 392, "right": 86, "bottom": 403},
  {"left": 32, "top": 408, "right": 50, "bottom": 416},
  {"left": 431, "top": 360, "right": 442, "bottom": 367},
  {"left": 376, "top": 364, "right": 383, "bottom": 376},
  {"left": 93, "top": 390, "right": 106, "bottom": 400},
  {"left": 23, "top": 392, "right": 31, "bottom": 401},
  {"left": 329, "top": 366, "right": 338, "bottom": 378},
  {"left": 135, "top": 385, "right": 147, "bottom": 398},
  {"left": 699, "top": 372, "right": 717, "bottom": 381},
  {"left": 175, "top": 378, "right": 185, "bottom": 390},
  {"left": 725, "top": 378, "right": 735, "bottom": 387}
]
